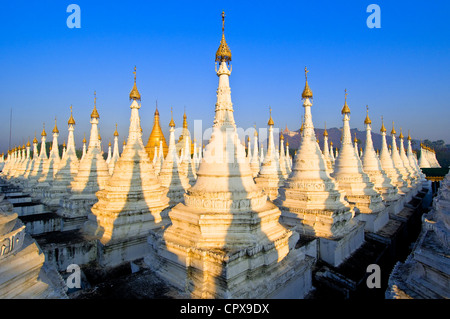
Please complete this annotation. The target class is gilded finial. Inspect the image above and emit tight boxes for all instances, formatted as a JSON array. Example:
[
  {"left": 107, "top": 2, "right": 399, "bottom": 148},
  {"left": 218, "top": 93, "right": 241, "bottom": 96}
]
[
  {"left": 354, "top": 132, "right": 358, "bottom": 144},
  {"left": 215, "top": 11, "right": 232, "bottom": 63},
  {"left": 300, "top": 116, "right": 304, "bottom": 133},
  {"left": 63, "top": 140, "right": 66, "bottom": 148},
  {"left": 169, "top": 107, "right": 175, "bottom": 127},
  {"left": 114, "top": 123, "right": 119, "bottom": 137},
  {"left": 82, "top": 133, "right": 86, "bottom": 144},
  {"left": 53, "top": 117, "right": 59, "bottom": 134},
  {"left": 41, "top": 122, "right": 47, "bottom": 137},
  {"left": 407, "top": 130, "right": 411, "bottom": 141},
  {"left": 364, "top": 105, "right": 371, "bottom": 125},
  {"left": 391, "top": 121, "right": 396, "bottom": 135},
  {"left": 33, "top": 131, "right": 38, "bottom": 144},
  {"left": 129, "top": 66, "right": 141, "bottom": 101},
  {"left": 302, "top": 67, "right": 313, "bottom": 99},
  {"left": 68, "top": 104, "right": 76, "bottom": 125},
  {"left": 254, "top": 123, "right": 258, "bottom": 136},
  {"left": 183, "top": 108, "right": 188, "bottom": 128},
  {"left": 341, "top": 89, "right": 350, "bottom": 114},
  {"left": 268, "top": 107, "right": 274, "bottom": 126},
  {"left": 380, "top": 116, "right": 386, "bottom": 133},
  {"left": 323, "top": 122, "right": 328, "bottom": 137},
  {"left": 91, "top": 91, "right": 100, "bottom": 118},
  {"left": 399, "top": 128, "right": 404, "bottom": 139}
]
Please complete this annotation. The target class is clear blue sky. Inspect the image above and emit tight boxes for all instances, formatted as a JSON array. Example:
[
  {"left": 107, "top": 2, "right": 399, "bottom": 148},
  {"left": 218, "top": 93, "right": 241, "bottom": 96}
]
[{"left": 1, "top": 0, "right": 449, "bottom": 153}]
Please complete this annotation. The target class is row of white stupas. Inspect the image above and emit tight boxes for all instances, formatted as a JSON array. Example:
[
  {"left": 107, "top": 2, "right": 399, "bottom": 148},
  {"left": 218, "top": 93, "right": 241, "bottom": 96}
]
[{"left": 0, "top": 11, "right": 429, "bottom": 298}]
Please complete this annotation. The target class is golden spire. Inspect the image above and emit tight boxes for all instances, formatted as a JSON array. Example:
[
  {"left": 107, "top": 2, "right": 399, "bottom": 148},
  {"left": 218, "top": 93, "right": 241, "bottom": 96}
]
[
  {"left": 63, "top": 140, "right": 66, "bottom": 148},
  {"left": 380, "top": 116, "right": 386, "bottom": 133},
  {"left": 341, "top": 89, "right": 350, "bottom": 114},
  {"left": 108, "top": 140, "right": 111, "bottom": 147},
  {"left": 182, "top": 109, "right": 188, "bottom": 129},
  {"left": 301, "top": 67, "right": 313, "bottom": 99},
  {"left": 391, "top": 121, "right": 396, "bottom": 135},
  {"left": 354, "top": 132, "right": 358, "bottom": 144},
  {"left": 129, "top": 66, "right": 141, "bottom": 101},
  {"left": 82, "top": 133, "right": 87, "bottom": 144},
  {"left": 215, "top": 11, "right": 232, "bottom": 63},
  {"left": 364, "top": 105, "right": 371, "bottom": 125},
  {"left": 323, "top": 122, "right": 328, "bottom": 137},
  {"left": 26, "top": 139, "right": 31, "bottom": 147},
  {"left": 52, "top": 117, "right": 59, "bottom": 134},
  {"left": 41, "top": 122, "right": 47, "bottom": 137},
  {"left": 123, "top": 138, "right": 126, "bottom": 146},
  {"left": 169, "top": 107, "right": 175, "bottom": 127},
  {"left": 33, "top": 131, "right": 38, "bottom": 144},
  {"left": 98, "top": 133, "right": 102, "bottom": 141},
  {"left": 399, "top": 128, "right": 404, "bottom": 139},
  {"left": 68, "top": 105, "right": 76, "bottom": 125},
  {"left": 407, "top": 130, "right": 411, "bottom": 141},
  {"left": 280, "top": 132, "right": 284, "bottom": 140},
  {"left": 114, "top": 123, "right": 119, "bottom": 137},
  {"left": 254, "top": 123, "right": 258, "bottom": 136},
  {"left": 267, "top": 107, "right": 274, "bottom": 126},
  {"left": 91, "top": 91, "right": 100, "bottom": 119},
  {"left": 330, "top": 140, "right": 333, "bottom": 146},
  {"left": 145, "top": 100, "right": 168, "bottom": 159}
]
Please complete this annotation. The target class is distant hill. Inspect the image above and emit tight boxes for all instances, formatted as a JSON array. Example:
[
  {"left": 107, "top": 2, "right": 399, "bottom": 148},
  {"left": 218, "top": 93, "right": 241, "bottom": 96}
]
[{"left": 283, "top": 127, "right": 421, "bottom": 154}]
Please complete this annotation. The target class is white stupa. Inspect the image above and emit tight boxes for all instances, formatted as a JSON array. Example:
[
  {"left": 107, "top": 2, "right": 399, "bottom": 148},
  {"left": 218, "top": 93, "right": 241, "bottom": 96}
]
[
  {"left": 250, "top": 126, "right": 260, "bottom": 177},
  {"left": 21, "top": 136, "right": 39, "bottom": 182},
  {"left": 23, "top": 124, "right": 49, "bottom": 193},
  {"left": 158, "top": 108, "right": 191, "bottom": 206},
  {"left": 42, "top": 106, "right": 80, "bottom": 208},
  {"left": 390, "top": 122, "right": 414, "bottom": 189},
  {"left": 322, "top": 123, "right": 333, "bottom": 172},
  {"left": 361, "top": 106, "right": 401, "bottom": 211},
  {"left": 146, "top": 12, "right": 313, "bottom": 298},
  {"left": 83, "top": 67, "right": 170, "bottom": 267},
  {"left": 407, "top": 132, "right": 426, "bottom": 181},
  {"left": 331, "top": 90, "right": 388, "bottom": 233},
  {"left": 107, "top": 124, "right": 120, "bottom": 175},
  {"left": 254, "top": 108, "right": 286, "bottom": 200},
  {"left": 398, "top": 128, "right": 420, "bottom": 190},
  {"left": 378, "top": 117, "right": 410, "bottom": 198},
  {"left": 277, "top": 69, "right": 364, "bottom": 266},
  {"left": 57, "top": 92, "right": 110, "bottom": 222}
]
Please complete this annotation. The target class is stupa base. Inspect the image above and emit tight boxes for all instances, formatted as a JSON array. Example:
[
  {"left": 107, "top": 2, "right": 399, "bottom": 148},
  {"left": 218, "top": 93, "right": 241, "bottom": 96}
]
[
  {"left": 146, "top": 228, "right": 316, "bottom": 299},
  {"left": 95, "top": 235, "right": 151, "bottom": 268},
  {"left": 355, "top": 208, "right": 390, "bottom": 233}
]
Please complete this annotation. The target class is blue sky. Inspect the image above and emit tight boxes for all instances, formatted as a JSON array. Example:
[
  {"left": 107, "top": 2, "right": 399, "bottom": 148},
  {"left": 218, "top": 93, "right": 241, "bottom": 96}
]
[{"left": 0, "top": 0, "right": 449, "bottom": 153}]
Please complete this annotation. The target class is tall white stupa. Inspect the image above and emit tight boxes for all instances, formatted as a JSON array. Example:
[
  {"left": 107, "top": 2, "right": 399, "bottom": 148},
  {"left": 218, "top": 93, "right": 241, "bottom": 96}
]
[
  {"left": 57, "top": 92, "right": 111, "bottom": 223},
  {"left": 254, "top": 108, "right": 286, "bottom": 200},
  {"left": 361, "top": 106, "right": 401, "bottom": 213},
  {"left": 83, "top": 67, "right": 170, "bottom": 267},
  {"left": 331, "top": 90, "right": 388, "bottom": 233},
  {"left": 277, "top": 69, "right": 364, "bottom": 266},
  {"left": 146, "top": 12, "right": 313, "bottom": 298},
  {"left": 42, "top": 106, "right": 80, "bottom": 208}
]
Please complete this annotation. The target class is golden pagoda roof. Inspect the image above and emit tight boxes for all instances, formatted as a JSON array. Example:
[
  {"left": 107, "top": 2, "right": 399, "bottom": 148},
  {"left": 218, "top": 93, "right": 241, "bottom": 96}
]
[
  {"left": 52, "top": 117, "right": 59, "bottom": 134},
  {"left": 68, "top": 105, "right": 76, "bottom": 125},
  {"left": 114, "top": 123, "right": 119, "bottom": 137},
  {"left": 215, "top": 11, "right": 232, "bottom": 63},
  {"left": 129, "top": 66, "right": 141, "bottom": 101},
  {"left": 364, "top": 105, "right": 371, "bottom": 125},
  {"left": 391, "top": 122, "right": 396, "bottom": 135},
  {"left": 145, "top": 103, "right": 168, "bottom": 159},
  {"left": 341, "top": 89, "right": 350, "bottom": 114},
  {"left": 41, "top": 123, "right": 47, "bottom": 137},
  {"left": 91, "top": 91, "right": 100, "bottom": 119},
  {"left": 268, "top": 107, "right": 274, "bottom": 126},
  {"left": 302, "top": 67, "right": 313, "bottom": 99}
]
